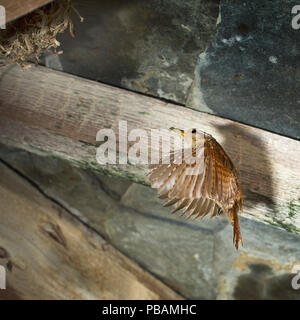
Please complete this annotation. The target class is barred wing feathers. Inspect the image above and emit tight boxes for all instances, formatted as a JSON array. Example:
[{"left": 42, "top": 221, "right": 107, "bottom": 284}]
[{"left": 147, "top": 134, "right": 243, "bottom": 249}]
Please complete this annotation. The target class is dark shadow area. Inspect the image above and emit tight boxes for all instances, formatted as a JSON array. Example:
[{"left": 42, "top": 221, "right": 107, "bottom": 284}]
[
  {"left": 215, "top": 123, "right": 277, "bottom": 215},
  {"left": 234, "top": 263, "right": 300, "bottom": 300},
  {"left": 0, "top": 284, "right": 22, "bottom": 300}
]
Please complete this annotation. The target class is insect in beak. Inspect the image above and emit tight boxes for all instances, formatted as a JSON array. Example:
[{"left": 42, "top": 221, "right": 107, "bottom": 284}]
[{"left": 169, "top": 127, "right": 185, "bottom": 136}]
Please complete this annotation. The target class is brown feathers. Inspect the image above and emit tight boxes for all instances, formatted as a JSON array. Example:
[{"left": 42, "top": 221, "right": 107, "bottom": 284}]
[{"left": 147, "top": 129, "right": 243, "bottom": 250}]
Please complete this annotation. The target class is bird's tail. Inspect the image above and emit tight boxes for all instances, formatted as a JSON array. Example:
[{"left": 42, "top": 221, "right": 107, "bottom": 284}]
[{"left": 226, "top": 203, "right": 243, "bottom": 250}]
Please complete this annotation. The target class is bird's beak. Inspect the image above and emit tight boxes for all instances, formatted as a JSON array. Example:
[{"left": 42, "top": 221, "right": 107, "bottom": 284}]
[{"left": 169, "top": 127, "right": 185, "bottom": 136}]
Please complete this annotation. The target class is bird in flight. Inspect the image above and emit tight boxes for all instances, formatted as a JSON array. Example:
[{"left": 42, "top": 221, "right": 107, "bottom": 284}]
[{"left": 147, "top": 127, "right": 243, "bottom": 249}]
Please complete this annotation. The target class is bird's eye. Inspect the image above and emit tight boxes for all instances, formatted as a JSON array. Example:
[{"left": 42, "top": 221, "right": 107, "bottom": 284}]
[{"left": 192, "top": 129, "right": 197, "bottom": 134}]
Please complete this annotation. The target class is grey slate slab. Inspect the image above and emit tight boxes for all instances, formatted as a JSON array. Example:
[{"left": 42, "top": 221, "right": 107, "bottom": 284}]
[
  {"left": 43, "top": 0, "right": 299, "bottom": 138},
  {"left": 42, "top": 0, "right": 218, "bottom": 104},
  {"left": 188, "top": 0, "right": 300, "bottom": 139}
]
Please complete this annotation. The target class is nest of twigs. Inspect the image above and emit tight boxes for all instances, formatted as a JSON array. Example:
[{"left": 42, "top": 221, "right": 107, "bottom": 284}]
[{"left": 0, "top": 0, "right": 83, "bottom": 68}]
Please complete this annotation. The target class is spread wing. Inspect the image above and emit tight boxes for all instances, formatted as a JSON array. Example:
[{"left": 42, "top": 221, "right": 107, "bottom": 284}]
[{"left": 147, "top": 133, "right": 243, "bottom": 249}]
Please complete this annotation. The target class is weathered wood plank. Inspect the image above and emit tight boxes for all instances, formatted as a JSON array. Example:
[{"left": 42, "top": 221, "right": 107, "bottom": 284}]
[
  {"left": 0, "top": 161, "right": 182, "bottom": 300},
  {"left": 0, "top": 64, "right": 299, "bottom": 234},
  {"left": 1, "top": 0, "right": 54, "bottom": 23}
]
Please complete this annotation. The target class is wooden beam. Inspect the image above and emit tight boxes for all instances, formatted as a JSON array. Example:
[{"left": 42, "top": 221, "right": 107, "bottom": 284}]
[
  {"left": 0, "top": 161, "right": 182, "bottom": 300},
  {"left": 0, "top": 64, "right": 299, "bottom": 235},
  {"left": 1, "top": 0, "right": 54, "bottom": 23}
]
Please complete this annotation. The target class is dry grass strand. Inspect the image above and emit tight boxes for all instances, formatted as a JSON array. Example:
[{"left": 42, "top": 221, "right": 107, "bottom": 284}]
[{"left": 0, "top": 0, "right": 83, "bottom": 68}]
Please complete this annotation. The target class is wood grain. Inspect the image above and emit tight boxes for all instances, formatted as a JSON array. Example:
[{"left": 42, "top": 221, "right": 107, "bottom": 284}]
[
  {"left": 1, "top": 0, "right": 54, "bottom": 23},
  {"left": 0, "top": 161, "right": 182, "bottom": 300},
  {"left": 0, "top": 64, "right": 299, "bottom": 234}
]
